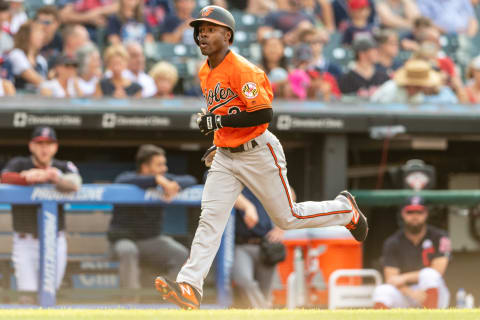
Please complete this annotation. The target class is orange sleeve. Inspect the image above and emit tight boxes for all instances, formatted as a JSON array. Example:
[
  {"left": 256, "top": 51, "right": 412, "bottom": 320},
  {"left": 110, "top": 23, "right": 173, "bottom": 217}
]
[{"left": 237, "top": 71, "right": 273, "bottom": 112}]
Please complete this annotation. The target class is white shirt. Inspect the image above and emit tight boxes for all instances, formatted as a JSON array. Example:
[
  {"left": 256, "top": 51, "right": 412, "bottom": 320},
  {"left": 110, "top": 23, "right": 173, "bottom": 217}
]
[
  {"left": 0, "top": 79, "right": 4, "bottom": 97},
  {"left": 3, "top": 12, "right": 28, "bottom": 34},
  {"left": 370, "top": 80, "right": 424, "bottom": 104},
  {"left": 77, "top": 76, "right": 98, "bottom": 97},
  {"left": 40, "top": 78, "right": 77, "bottom": 98},
  {"left": 123, "top": 69, "right": 157, "bottom": 98},
  {"left": 8, "top": 48, "right": 47, "bottom": 77}
]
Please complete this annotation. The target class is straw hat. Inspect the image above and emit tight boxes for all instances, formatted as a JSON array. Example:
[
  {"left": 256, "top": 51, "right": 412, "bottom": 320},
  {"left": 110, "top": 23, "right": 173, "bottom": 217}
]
[{"left": 394, "top": 59, "right": 441, "bottom": 88}]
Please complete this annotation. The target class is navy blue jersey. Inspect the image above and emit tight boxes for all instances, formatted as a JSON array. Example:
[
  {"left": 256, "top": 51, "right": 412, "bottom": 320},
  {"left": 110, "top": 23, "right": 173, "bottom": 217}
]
[
  {"left": 235, "top": 187, "right": 273, "bottom": 240},
  {"left": 2, "top": 156, "right": 79, "bottom": 234},
  {"left": 108, "top": 171, "right": 197, "bottom": 242},
  {"left": 383, "top": 225, "right": 451, "bottom": 275}
]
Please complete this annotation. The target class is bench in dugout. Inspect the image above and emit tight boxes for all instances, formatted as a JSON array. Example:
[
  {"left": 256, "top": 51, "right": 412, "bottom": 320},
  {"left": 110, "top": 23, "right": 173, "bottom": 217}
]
[{"left": 0, "top": 204, "right": 195, "bottom": 303}]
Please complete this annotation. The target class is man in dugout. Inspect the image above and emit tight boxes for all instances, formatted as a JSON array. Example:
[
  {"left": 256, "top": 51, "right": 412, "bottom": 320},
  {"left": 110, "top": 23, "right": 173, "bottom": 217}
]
[
  {"left": 373, "top": 196, "right": 451, "bottom": 309},
  {"left": 1, "top": 126, "right": 82, "bottom": 304},
  {"left": 107, "top": 144, "right": 197, "bottom": 294}
]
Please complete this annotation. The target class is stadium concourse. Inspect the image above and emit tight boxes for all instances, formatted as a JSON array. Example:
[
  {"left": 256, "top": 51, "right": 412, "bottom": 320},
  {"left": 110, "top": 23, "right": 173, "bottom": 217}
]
[{"left": 0, "top": 0, "right": 480, "bottom": 311}]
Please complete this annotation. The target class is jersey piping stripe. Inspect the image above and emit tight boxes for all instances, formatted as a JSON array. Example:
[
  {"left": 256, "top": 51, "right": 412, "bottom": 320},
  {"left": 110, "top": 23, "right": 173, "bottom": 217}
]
[
  {"left": 266, "top": 143, "right": 352, "bottom": 219},
  {"left": 208, "top": 94, "right": 239, "bottom": 113},
  {"left": 248, "top": 104, "right": 272, "bottom": 112}
]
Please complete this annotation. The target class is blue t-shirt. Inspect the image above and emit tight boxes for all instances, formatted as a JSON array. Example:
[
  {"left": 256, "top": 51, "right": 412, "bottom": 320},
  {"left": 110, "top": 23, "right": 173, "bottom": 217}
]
[
  {"left": 417, "top": 0, "right": 474, "bottom": 34},
  {"left": 106, "top": 14, "right": 153, "bottom": 44},
  {"left": 144, "top": 0, "right": 172, "bottom": 28},
  {"left": 235, "top": 188, "right": 273, "bottom": 239},
  {"left": 160, "top": 14, "right": 195, "bottom": 45},
  {"left": 342, "top": 23, "right": 375, "bottom": 45}
]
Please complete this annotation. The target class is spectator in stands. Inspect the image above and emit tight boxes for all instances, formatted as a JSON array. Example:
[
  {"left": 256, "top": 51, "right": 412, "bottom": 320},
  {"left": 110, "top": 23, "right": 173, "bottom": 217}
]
[
  {"left": 160, "top": 0, "right": 195, "bottom": 45},
  {"left": 261, "top": 0, "right": 315, "bottom": 45},
  {"left": 1, "top": 126, "right": 82, "bottom": 304},
  {"left": 4, "top": 0, "right": 27, "bottom": 35},
  {"left": 260, "top": 31, "right": 289, "bottom": 97},
  {"left": 371, "top": 59, "right": 457, "bottom": 103},
  {"left": 149, "top": 61, "right": 178, "bottom": 98},
  {"left": 400, "top": 16, "right": 433, "bottom": 52},
  {"left": 62, "top": 24, "right": 90, "bottom": 59},
  {"left": 58, "top": 0, "right": 118, "bottom": 40},
  {"left": 108, "top": 144, "right": 195, "bottom": 292},
  {"left": 7, "top": 21, "right": 47, "bottom": 91},
  {"left": 35, "top": 6, "right": 62, "bottom": 64},
  {"left": 286, "top": 44, "right": 340, "bottom": 101},
  {"left": 372, "top": 196, "right": 451, "bottom": 309},
  {"left": 338, "top": 36, "right": 389, "bottom": 98},
  {"left": 243, "top": 0, "right": 276, "bottom": 17},
  {"left": 105, "top": 0, "right": 154, "bottom": 45},
  {"left": 412, "top": 41, "right": 468, "bottom": 103},
  {"left": 144, "top": 0, "right": 172, "bottom": 30},
  {"left": 0, "top": 1, "right": 14, "bottom": 55},
  {"left": 300, "top": 27, "right": 342, "bottom": 80},
  {"left": 76, "top": 43, "right": 102, "bottom": 97},
  {"left": 465, "top": 55, "right": 480, "bottom": 103},
  {"left": 300, "top": 0, "right": 335, "bottom": 32},
  {"left": 376, "top": 0, "right": 420, "bottom": 30},
  {"left": 375, "top": 29, "right": 402, "bottom": 77},
  {"left": 40, "top": 54, "right": 83, "bottom": 98},
  {"left": 260, "top": 30, "right": 289, "bottom": 77},
  {"left": 417, "top": 0, "right": 478, "bottom": 36},
  {"left": 332, "top": 0, "right": 376, "bottom": 32},
  {"left": 124, "top": 41, "right": 156, "bottom": 97},
  {"left": 341, "top": 0, "right": 375, "bottom": 46},
  {"left": 95, "top": 44, "right": 142, "bottom": 98}
]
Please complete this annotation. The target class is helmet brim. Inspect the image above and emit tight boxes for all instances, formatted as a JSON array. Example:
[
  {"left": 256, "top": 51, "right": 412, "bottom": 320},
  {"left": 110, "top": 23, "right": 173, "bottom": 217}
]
[{"left": 190, "top": 18, "right": 233, "bottom": 31}]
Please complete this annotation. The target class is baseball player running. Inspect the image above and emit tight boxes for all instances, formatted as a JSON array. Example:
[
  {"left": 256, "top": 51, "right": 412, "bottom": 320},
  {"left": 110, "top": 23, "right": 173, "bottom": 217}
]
[{"left": 155, "top": 5, "right": 368, "bottom": 310}]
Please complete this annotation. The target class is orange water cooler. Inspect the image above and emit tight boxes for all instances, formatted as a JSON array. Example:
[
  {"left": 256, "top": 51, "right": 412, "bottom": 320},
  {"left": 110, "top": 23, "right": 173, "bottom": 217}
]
[{"left": 272, "top": 227, "right": 362, "bottom": 307}]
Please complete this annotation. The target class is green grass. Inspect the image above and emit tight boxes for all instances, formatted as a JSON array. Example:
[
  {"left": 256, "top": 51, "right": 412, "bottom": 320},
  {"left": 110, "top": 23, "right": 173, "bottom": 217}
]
[{"left": 0, "top": 309, "right": 479, "bottom": 320}]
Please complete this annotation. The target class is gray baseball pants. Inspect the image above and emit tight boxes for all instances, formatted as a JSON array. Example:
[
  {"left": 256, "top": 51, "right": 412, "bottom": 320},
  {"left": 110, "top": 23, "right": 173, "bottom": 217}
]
[{"left": 177, "top": 130, "right": 354, "bottom": 295}]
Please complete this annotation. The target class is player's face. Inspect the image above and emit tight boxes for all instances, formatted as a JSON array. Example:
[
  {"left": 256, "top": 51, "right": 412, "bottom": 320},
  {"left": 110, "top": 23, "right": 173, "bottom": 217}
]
[
  {"left": 29, "top": 141, "right": 58, "bottom": 166},
  {"left": 402, "top": 209, "right": 428, "bottom": 235},
  {"left": 146, "top": 155, "right": 168, "bottom": 176},
  {"left": 197, "top": 22, "right": 230, "bottom": 56}
]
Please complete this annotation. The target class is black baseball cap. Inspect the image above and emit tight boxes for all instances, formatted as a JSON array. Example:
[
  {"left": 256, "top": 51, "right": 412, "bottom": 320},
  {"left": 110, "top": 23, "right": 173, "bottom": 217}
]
[
  {"left": 31, "top": 126, "right": 57, "bottom": 142},
  {"left": 403, "top": 196, "right": 427, "bottom": 212},
  {"left": 352, "top": 36, "right": 377, "bottom": 53}
]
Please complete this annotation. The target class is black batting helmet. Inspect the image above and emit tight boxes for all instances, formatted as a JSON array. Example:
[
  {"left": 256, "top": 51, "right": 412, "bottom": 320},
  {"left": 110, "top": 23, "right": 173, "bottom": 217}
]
[{"left": 190, "top": 5, "right": 235, "bottom": 46}]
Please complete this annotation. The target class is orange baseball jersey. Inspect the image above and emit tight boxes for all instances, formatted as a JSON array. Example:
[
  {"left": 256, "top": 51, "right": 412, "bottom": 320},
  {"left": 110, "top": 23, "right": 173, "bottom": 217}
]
[{"left": 198, "top": 50, "right": 273, "bottom": 148}]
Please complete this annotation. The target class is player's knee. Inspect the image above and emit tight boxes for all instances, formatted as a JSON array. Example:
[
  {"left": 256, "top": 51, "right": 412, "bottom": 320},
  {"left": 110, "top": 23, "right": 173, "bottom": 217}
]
[
  {"left": 114, "top": 239, "right": 139, "bottom": 258},
  {"left": 273, "top": 219, "right": 292, "bottom": 230},
  {"left": 419, "top": 267, "right": 442, "bottom": 287},
  {"left": 372, "top": 284, "right": 396, "bottom": 306}
]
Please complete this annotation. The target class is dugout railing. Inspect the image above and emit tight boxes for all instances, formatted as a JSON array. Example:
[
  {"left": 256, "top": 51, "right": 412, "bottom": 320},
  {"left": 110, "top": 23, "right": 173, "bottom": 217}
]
[{"left": 0, "top": 184, "right": 235, "bottom": 308}]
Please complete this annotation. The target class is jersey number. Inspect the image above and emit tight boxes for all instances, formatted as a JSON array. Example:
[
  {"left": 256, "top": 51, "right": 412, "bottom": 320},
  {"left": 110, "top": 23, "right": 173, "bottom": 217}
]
[{"left": 228, "top": 106, "right": 241, "bottom": 114}]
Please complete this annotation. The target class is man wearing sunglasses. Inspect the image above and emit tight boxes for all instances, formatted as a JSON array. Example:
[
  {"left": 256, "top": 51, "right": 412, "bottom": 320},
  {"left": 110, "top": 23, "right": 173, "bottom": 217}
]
[{"left": 373, "top": 196, "right": 451, "bottom": 309}]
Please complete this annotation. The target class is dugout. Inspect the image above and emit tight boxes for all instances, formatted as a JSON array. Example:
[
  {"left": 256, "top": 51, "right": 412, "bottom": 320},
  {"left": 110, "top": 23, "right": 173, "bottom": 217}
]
[{"left": 0, "top": 97, "right": 480, "bottom": 305}]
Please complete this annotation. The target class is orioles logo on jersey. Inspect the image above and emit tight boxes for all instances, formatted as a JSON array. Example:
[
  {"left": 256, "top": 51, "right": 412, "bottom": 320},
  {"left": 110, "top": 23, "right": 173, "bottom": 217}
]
[
  {"left": 204, "top": 82, "right": 238, "bottom": 112},
  {"left": 201, "top": 7, "right": 214, "bottom": 17}
]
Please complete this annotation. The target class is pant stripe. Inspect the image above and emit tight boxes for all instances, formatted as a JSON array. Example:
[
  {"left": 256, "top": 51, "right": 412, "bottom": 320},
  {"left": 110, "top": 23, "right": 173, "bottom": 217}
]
[{"left": 266, "top": 143, "right": 351, "bottom": 219}]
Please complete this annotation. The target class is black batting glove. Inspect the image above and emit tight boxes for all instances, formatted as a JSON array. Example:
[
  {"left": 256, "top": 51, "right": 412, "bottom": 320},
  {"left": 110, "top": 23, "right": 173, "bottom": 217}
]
[{"left": 197, "top": 113, "right": 223, "bottom": 135}]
